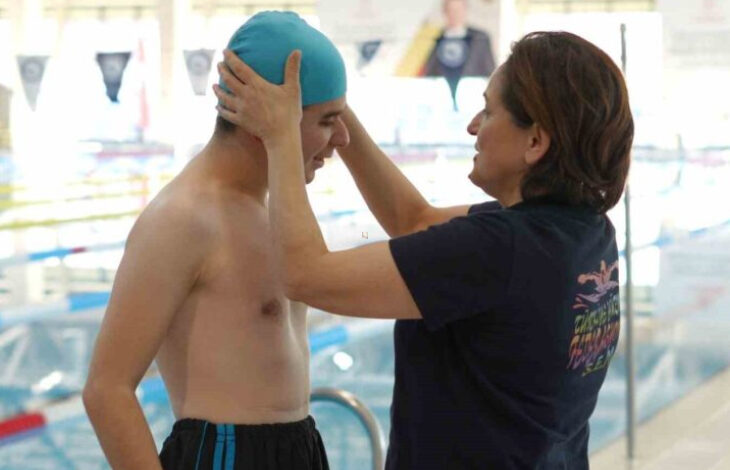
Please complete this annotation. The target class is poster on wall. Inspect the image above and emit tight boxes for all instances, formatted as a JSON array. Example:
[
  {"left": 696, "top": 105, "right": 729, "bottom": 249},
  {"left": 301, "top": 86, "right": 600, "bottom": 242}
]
[
  {"left": 183, "top": 49, "right": 216, "bottom": 96},
  {"left": 317, "top": 0, "right": 438, "bottom": 43},
  {"left": 0, "top": 84, "right": 10, "bottom": 150},
  {"left": 399, "top": 0, "right": 498, "bottom": 109},
  {"left": 96, "top": 52, "right": 132, "bottom": 103},
  {"left": 17, "top": 55, "right": 49, "bottom": 111},
  {"left": 657, "top": 0, "right": 730, "bottom": 68},
  {"left": 318, "top": 0, "right": 499, "bottom": 108},
  {"left": 317, "top": 0, "right": 439, "bottom": 76}
]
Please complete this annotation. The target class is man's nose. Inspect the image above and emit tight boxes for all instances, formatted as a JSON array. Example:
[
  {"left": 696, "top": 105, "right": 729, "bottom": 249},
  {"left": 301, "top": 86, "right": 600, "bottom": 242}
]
[{"left": 331, "top": 117, "right": 350, "bottom": 148}]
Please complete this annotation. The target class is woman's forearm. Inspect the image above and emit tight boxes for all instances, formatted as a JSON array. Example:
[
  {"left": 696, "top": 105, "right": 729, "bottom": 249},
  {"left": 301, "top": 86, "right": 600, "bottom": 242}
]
[
  {"left": 265, "top": 129, "right": 328, "bottom": 293},
  {"left": 339, "top": 107, "right": 432, "bottom": 237}
]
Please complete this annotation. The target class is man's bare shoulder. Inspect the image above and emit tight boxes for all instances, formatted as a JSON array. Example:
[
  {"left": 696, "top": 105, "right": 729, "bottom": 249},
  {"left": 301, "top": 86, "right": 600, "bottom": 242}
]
[{"left": 128, "top": 178, "right": 218, "bottom": 250}]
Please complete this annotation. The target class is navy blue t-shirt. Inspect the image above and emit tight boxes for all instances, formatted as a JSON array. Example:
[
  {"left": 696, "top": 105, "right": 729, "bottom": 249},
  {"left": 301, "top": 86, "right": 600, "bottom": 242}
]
[{"left": 387, "top": 197, "right": 620, "bottom": 469}]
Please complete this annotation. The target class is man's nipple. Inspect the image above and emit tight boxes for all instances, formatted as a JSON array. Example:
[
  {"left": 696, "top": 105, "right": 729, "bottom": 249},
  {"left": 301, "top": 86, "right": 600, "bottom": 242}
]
[{"left": 261, "top": 298, "right": 283, "bottom": 316}]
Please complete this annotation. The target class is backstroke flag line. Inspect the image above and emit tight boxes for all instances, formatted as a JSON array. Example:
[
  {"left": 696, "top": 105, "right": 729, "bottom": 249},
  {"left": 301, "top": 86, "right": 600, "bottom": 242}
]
[
  {"left": 96, "top": 52, "right": 132, "bottom": 103},
  {"left": 184, "top": 49, "right": 216, "bottom": 96},
  {"left": 17, "top": 55, "right": 49, "bottom": 111}
]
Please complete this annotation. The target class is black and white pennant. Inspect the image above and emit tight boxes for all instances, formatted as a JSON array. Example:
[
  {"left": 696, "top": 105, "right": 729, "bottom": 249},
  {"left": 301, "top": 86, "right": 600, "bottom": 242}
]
[
  {"left": 183, "top": 49, "right": 215, "bottom": 96},
  {"left": 17, "top": 55, "right": 49, "bottom": 111},
  {"left": 96, "top": 52, "right": 132, "bottom": 103}
]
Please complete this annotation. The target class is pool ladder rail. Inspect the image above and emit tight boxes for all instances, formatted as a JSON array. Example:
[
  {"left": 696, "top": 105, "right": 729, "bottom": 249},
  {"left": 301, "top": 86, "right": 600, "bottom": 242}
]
[{"left": 311, "top": 387, "right": 386, "bottom": 470}]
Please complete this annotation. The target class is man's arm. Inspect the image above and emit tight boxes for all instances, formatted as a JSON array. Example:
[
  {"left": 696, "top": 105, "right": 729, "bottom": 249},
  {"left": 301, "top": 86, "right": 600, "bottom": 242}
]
[
  {"left": 338, "top": 107, "right": 470, "bottom": 237},
  {"left": 83, "top": 200, "right": 210, "bottom": 470}
]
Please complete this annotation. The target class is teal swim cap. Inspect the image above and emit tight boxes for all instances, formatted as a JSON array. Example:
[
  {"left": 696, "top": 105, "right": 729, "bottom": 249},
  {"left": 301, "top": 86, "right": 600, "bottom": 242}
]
[{"left": 222, "top": 11, "right": 347, "bottom": 107}]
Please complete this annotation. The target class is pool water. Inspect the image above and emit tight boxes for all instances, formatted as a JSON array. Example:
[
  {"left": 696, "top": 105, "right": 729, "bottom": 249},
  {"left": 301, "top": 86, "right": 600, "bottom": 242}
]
[{"left": 2, "top": 315, "right": 730, "bottom": 470}]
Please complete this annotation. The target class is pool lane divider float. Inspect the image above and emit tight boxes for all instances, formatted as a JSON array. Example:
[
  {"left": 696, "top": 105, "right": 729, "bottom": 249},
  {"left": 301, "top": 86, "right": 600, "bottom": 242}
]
[
  {"left": 0, "top": 210, "right": 361, "bottom": 266},
  {"left": 0, "top": 242, "right": 126, "bottom": 269},
  {"left": 0, "top": 211, "right": 142, "bottom": 231},
  {"left": 0, "top": 319, "right": 394, "bottom": 445},
  {"left": 0, "top": 174, "right": 176, "bottom": 195},
  {"left": 0, "top": 190, "right": 150, "bottom": 209},
  {"left": 0, "top": 292, "right": 112, "bottom": 329},
  {"left": 1, "top": 208, "right": 728, "bottom": 265},
  {"left": 0, "top": 412, "right": 45, "bottom": 443},
  {"left": 0, "top": 208, "right": 359, "bottom": 231}
]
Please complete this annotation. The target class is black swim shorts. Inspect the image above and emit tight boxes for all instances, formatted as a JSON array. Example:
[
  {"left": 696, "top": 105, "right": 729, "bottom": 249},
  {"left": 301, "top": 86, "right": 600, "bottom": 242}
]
[{"left": 159, "top": 416, "right": 329, "bottom": 470}]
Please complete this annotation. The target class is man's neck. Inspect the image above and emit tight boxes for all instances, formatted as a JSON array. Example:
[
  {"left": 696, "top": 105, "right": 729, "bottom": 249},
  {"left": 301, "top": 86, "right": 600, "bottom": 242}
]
[{"left": 196, "top": 132, "right": 269, "bottom": 204}]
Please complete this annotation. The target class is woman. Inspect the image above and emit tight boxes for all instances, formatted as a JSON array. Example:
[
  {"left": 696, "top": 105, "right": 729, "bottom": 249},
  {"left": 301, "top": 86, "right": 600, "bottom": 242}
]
[{"left": 214, "top": 31, "right": 633, "bottom": 469}]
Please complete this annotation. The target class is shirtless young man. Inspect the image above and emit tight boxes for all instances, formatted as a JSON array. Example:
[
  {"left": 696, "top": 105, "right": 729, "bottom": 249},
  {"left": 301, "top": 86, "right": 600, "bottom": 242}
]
[{"left": 82, "top": 12, "right": 349, "bottom": 470}]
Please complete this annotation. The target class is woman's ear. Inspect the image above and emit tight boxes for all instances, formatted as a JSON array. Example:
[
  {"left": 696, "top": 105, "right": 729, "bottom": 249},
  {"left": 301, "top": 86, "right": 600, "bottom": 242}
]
[{"left": 524, "top": 123, "right": 551, "bottom": 166}]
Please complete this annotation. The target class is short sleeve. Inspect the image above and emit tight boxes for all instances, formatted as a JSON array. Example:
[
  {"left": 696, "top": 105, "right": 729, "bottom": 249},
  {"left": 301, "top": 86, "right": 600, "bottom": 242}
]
[
  {"left": 468, "top": 200, "right": 502, "bottom": 215},
  {"left": 388, "top": 212, "right": 513, "bottom": 331}
]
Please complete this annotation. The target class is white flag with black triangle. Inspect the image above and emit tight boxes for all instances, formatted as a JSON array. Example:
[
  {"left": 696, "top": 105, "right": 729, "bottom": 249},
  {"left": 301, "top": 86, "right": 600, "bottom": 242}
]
[
  {"left": 357, "top": 40, "right": 382, "bottom": 70},
  {"left": 96, "top": 52, "right": 131, "bottom": 103},
  {"left": 17, "top": 55, "right": 49, "bottom": 111},
  {"left": 184, "top": 49, "right": 216, "bottom": 96}
]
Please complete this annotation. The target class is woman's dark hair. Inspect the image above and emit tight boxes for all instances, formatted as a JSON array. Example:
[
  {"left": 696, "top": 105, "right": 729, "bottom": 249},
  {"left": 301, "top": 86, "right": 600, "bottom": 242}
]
[{"left": 501, "top": 31, "right": 634, "bottom": 213}]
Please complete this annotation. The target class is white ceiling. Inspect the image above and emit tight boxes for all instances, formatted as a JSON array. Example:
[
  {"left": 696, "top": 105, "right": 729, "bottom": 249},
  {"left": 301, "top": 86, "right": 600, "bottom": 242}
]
[
  {"left": 0, "top": 0, "right": 318, "bottom": 18},
  {"left": 0, "top": 0, "right": 655, "bottom": 19}
]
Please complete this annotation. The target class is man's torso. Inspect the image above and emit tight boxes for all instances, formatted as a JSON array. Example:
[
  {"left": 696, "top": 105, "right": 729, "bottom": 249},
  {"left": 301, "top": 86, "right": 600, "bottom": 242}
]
[{"left": 152, "top": 169, "right": 310, "bottom": 425}]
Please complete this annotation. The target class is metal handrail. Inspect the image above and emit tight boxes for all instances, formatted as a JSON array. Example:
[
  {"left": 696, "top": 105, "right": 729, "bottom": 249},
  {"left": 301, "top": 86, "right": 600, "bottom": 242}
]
[{"left": 311, "top": 386, "right": 386, "bottom": 470}]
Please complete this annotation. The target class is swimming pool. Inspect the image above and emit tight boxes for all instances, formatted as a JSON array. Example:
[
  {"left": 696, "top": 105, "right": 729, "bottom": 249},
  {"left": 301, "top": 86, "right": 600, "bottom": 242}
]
[
  {"left": 2, "top": 312, "right": 730, "bottom": 470},
  {"left": 2, "top": 152, "right": 729, "bottom": 468}
]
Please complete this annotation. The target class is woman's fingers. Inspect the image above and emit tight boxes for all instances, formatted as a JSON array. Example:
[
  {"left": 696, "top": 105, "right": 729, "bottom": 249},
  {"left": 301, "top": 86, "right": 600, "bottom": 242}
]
[
  {"left": 212, "top": 84, "right": 239, "bottom": 114},
  {"left": 216, "top": 104, "right": 238, "bottom": 125},
  {"left": 214, "top": 49, "right": 303, "bottom": 140},
  {"left": 217, "top": 62, "right": 246, "bottom": 97},
  {"left": 284, "top": 50, "right": 302, "bottom": 90},
  {"left": 222, "top": 49, "right": 261, "bottom": 87}
]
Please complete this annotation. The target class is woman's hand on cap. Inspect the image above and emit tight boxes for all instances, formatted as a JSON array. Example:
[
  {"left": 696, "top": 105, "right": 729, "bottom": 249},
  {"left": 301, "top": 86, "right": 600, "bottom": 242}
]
[{"left": 214, "top": 49, "right": 303, "bottom": 146}]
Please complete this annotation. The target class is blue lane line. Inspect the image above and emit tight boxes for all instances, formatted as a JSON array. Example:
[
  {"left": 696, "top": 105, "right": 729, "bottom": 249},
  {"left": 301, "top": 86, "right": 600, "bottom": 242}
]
[
  {"left": 28, "top": 248, "right": 76, "bottom": 262},
  {"left": 0, "top": 293, "right": 110, "bottom": 329},
  {"left": 0, "top": 242, "right": 125, "bottom": 269},
  {"left": 309, "top": 325, "right": 349, "bottom": 354},
  {"left": 0, "top": 427, "right": 46, "bottom": 448},
  {"left": 68, "top": 292, "right": 111, "bottom": 312},
  {"left": 0, "top": 208, "right": 361, "bottom": 268}
]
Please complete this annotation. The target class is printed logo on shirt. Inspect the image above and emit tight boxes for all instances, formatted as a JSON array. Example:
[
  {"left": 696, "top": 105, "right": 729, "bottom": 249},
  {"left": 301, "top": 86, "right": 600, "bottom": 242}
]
[{"left": 567, "top": 260, "right": 621, "bottom": 377}]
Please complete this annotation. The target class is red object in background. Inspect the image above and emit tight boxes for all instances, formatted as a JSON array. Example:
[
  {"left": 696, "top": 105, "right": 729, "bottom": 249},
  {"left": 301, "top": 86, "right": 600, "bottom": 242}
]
[{"left": 0, "top": 412, "right": 47, "bottom": 440}]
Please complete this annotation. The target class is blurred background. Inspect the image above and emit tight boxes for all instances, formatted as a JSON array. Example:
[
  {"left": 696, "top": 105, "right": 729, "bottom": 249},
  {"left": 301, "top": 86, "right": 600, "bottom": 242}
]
[{"left": 0, "top": 0, "right": 729, "bottom": 469}]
